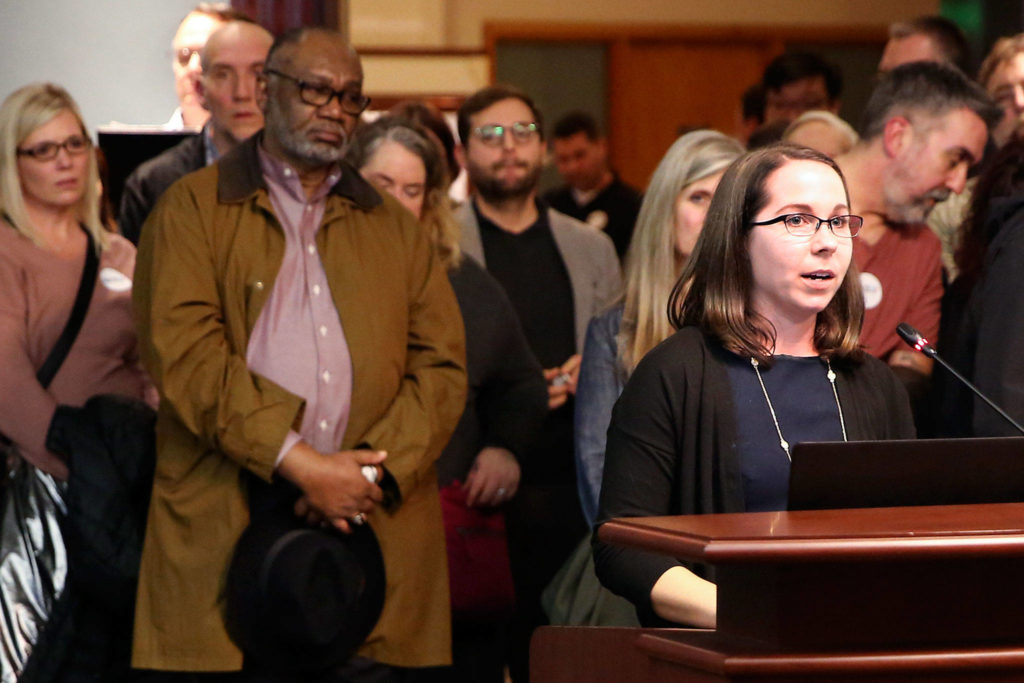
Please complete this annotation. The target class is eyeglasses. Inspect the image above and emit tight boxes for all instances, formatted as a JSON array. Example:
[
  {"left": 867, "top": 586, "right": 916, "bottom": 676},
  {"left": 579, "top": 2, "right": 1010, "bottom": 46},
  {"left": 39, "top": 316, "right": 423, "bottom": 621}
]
[
  {"left": 264, "top": 68, "right": 371, "bottom": 115},
  {"left": 472, "top": 122, "right": 539, "bottom": 147},
  {"left": 16, "top": 134, "right": 92, "bottom": 162},
  {"left": 175, "top": 47, "right": 201, "bottom": 68},
  {"left": 751, "top": 213, "right": 863, "bottom": 238}
]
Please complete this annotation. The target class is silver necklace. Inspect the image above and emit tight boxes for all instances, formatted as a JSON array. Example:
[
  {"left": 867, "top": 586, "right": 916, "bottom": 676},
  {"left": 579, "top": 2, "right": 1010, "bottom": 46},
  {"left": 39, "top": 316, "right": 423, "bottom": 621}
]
[{"left": 750, "top": 357, "right": 847, "bottom": 461}]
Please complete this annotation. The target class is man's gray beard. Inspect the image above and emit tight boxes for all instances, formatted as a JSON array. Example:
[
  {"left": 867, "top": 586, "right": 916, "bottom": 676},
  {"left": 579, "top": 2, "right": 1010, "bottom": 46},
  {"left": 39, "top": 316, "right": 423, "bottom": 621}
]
[
  {"left": 883, "top": 161, "right": 951, "bottom": 225},
  {"left": 468, "top": 158, "right": 543, "bottom": 206},
  {"left": 264, "top": 98, "right": 348, "bottom": 166},
  {"left": 882, "top": 183, "right": 950, "bottom": 225}
]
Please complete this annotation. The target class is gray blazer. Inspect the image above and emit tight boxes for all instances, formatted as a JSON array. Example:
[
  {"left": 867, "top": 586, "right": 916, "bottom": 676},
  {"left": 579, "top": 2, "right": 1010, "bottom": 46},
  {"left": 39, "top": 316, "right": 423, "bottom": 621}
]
[{"left": 455, "top": 201, "right": 622, "bottom": 353}]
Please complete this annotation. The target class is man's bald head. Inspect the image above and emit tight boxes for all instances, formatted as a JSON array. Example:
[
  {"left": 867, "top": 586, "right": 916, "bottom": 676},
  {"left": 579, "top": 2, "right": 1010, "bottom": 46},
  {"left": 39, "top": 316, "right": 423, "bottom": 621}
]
[
  {"left": 171, "top": 4, "right": 252, "bottom": 127},
  {"left": 264, "top": 27, "right": 360, "bottom": 76},
  {"left": 197, "top": 21, "right": 274, "bottom": 154},
  {"left": 201, "top": 21, "right": 273, "bottom": 72}
]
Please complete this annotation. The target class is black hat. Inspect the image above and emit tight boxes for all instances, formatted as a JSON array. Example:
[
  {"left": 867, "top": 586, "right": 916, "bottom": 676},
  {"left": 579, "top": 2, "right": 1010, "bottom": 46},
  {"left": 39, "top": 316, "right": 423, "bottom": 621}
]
[{"left": 225, "top": 500, "right": 385, "bottom": 674}]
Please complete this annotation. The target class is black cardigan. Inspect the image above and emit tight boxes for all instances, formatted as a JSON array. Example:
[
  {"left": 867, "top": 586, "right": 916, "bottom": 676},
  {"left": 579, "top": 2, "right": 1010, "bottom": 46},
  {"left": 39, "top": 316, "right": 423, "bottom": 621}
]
[
  {"left": 593, "top": 327, "right": 915, "bottom": 623},
  {"left": 437, "top": 256, "right": 548, "bottom": 485}
]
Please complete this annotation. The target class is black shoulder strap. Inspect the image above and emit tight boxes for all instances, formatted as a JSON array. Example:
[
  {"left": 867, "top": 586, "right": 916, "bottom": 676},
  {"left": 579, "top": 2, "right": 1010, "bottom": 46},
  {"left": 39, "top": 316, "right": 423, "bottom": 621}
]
[{"left": 36, "top": 228, "right": 99, "bottom": 389}]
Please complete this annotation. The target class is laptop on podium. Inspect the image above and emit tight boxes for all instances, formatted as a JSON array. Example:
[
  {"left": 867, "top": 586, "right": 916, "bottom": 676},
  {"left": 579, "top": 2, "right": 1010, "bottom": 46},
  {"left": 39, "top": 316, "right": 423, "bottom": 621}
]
[{"left": 788, "top": 437, "right": 1024, "bottom": 511}]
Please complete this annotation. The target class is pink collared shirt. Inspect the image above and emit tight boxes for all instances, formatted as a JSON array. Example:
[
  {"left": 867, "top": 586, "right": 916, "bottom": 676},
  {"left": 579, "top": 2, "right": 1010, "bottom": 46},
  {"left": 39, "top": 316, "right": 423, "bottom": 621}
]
[{"left": 246, "top": 147, "right": 353, "bottom": 463}]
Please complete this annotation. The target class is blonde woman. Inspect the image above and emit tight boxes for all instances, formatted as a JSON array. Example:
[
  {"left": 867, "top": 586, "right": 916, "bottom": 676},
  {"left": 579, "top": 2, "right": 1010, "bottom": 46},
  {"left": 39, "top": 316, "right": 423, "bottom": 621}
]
[
  {"left": 574, "top": 130, "right": 744, "bottom": 527},
  {"left": 0, "top": 83, "right": 151, "bottom": 679}
]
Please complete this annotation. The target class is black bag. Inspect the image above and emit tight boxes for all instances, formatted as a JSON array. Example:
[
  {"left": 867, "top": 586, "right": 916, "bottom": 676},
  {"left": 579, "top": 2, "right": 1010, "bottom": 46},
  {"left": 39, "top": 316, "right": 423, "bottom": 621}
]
[{"left": 46, "top": 394, "right": 156, "bottom": 613}]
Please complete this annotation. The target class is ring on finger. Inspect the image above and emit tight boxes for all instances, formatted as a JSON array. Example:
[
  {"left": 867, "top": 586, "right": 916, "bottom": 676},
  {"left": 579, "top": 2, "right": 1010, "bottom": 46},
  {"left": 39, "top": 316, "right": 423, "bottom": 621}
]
[
  {"left": 352, "top": 512, "right": 367, "bottom": 525},
  {"left": 496, "top": 487, "right": 507, "bottom": 499}
]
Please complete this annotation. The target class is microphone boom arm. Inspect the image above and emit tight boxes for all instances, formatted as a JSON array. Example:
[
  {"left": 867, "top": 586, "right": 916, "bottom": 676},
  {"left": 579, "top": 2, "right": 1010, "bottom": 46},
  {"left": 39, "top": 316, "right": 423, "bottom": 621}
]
[{"left": 896, "top": 321, "right": 1024, "bottom": 436}]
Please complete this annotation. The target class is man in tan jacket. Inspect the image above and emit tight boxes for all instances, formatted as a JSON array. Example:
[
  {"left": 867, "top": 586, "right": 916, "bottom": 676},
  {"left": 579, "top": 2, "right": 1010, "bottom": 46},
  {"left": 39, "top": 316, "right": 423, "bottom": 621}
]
[{"left": 132, "top": 27, "right": 466, "bottom": 679}]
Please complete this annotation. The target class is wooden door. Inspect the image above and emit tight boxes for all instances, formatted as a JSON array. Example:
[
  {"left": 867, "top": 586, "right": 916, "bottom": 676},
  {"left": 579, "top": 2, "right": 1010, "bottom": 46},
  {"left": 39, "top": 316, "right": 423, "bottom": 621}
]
[{"left": 610, "top": 39, "right": 772, "bottom": 188}]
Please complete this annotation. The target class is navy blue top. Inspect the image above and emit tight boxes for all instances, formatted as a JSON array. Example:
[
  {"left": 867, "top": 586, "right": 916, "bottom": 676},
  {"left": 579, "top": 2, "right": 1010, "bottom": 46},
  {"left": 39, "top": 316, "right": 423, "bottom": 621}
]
[{"left": 724, "top": 353, "right": 845, "bottom": 512}]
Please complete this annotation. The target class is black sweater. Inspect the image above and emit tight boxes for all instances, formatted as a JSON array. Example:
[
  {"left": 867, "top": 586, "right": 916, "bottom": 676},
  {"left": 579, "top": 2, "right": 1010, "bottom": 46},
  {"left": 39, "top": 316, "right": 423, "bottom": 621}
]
[{"left": 437, "top": 256, "right": 548, "bottom": 485}]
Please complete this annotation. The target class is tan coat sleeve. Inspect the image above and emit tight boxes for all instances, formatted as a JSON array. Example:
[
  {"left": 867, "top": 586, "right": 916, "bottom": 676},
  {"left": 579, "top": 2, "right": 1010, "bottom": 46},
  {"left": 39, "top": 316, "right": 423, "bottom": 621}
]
[{"left": 132, "top": 178, "right": 302, "bottom": 482}]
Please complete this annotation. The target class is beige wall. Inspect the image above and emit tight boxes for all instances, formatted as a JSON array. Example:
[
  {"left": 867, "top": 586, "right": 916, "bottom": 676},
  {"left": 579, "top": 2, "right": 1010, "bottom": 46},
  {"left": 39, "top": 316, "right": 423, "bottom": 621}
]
[
  {"left": 361, "top": 54, "right": 489, "bottom": 96},
  {"left": 351, "top": 0, "right": 940, "bottom": 49},
  {"left": 351, "top": 0, "right": 446, "bottom": 46}
]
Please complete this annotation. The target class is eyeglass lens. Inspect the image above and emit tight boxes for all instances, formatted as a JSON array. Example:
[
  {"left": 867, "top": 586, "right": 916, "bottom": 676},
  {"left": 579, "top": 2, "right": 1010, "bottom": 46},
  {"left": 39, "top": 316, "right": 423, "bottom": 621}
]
[
  {"left": 18, "top": 136, "right": 91, "bottom": 161},
  {"left": 298, "top": 83, "right": 370, "bottom": 114},
  {"left": 476, "top": 122, "right": 538, "bottom": 146},
  {"left": 785, "top": 213, "right": 862, "bottom": 236}
]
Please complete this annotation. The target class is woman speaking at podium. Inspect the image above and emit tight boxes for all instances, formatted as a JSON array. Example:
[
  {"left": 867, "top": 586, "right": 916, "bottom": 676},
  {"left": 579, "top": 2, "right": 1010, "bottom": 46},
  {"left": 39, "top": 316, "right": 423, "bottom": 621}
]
[{"left": 593, "top": 144, "right": 915, "bottom": 628}]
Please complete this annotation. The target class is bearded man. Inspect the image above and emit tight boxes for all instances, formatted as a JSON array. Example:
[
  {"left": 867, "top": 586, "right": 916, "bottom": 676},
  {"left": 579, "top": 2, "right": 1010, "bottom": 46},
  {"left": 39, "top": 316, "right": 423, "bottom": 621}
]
[
  {"left": 454, "top": 84, "right": 620, "bottom": 682},
  {"left": 835, "top": 62, "right": 999, "bottom": 397}
]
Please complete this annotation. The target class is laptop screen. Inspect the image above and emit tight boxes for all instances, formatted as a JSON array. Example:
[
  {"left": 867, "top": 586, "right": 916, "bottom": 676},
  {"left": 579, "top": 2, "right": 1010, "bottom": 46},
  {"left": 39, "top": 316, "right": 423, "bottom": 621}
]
[{"left": 788, "top": 437, "right": 1024, "bottom": 511}]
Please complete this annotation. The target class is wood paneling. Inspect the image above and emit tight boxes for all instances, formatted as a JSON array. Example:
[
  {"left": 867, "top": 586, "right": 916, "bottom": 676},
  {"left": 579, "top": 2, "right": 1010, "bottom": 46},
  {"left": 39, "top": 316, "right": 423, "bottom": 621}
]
[
  {"left": 488, "top": 23, "right": 887, "bottom": 190},
  {"left": 611, "top": 40, "right": 772, "bottom": 188}
]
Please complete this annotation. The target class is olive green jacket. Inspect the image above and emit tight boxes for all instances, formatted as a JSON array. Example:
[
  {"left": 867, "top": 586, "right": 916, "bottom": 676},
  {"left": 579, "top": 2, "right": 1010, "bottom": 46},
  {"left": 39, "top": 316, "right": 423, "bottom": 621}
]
[{"left": 131, "top": 135, "right": 467, "bottom": 671}]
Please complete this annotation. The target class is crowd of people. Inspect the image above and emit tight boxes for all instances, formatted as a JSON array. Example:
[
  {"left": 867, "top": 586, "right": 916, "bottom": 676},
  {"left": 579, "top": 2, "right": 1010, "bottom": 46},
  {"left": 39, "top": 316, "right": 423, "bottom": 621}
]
[{"left": 2, "top": 4, "right": 1024, "bottom": 683}]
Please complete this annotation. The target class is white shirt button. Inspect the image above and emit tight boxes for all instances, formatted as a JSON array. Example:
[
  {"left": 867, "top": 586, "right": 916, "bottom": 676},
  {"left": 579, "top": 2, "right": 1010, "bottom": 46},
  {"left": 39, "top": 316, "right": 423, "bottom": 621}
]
[
  {"left": 312, "top": 284, "right": 321, "bottom": 296},
  {"left": 319, "top": 325, "right": 328, "bottom": 337},
  {"left": 305, "top": 205, "right": 313, "bottom": 213},
  {"left": 307, "top": 244, "right": 316, "bottom": 255},
  {"left": 322, "top": 370, "right": 331, "bottom": 383},
  {"left": 283, "top": 168, "right": 292, "bottom": 177},
  {"left": 319, "top": 419, "right": 328, "bottom": 431}
]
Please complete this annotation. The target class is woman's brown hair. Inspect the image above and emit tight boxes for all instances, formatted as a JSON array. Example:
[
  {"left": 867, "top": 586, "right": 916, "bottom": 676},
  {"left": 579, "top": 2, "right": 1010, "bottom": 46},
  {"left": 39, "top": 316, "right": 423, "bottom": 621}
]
[{"left": 667, "top": 143, "right": 865, "bottom": 365}]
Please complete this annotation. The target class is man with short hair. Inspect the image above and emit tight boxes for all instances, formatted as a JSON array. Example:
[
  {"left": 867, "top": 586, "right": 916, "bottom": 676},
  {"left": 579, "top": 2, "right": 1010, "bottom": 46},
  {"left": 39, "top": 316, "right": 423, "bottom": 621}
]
[
  {"left": 120, "top": 20, "right": 273, "bottom": 244},
  {"left": 835, "top": 62, "right": 999, "bottom": 390},
  {"left": 455, "top": 84, "right": 620, "bottom": 682},
  {"left": 132, "top": 26, "right": 466, "bottom": 679},
  {"left": 878, "top": 15, "right": 971, "bottom": 74},
  {"left": 543, "top": 111, "right": 642, "bottom": 259},
  {"left": 761, "top": 51, "right": 842, "bottom": 125},
  {"left": 737, "top": 83, "right": 766, "bottom": 144},
  {"left": 167, "top": 2, "right": 251, "bottom": 130}
]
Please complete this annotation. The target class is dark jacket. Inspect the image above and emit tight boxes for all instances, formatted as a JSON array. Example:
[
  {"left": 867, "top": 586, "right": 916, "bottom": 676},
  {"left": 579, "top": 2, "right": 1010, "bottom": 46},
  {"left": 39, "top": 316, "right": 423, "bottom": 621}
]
[
  {"left": 47, "top": 394, "right": 157, "bottom": 611},
  {"left": 117, "top": 132, "right": 205, "bottom": 245},
  {"left": 544, "top": 177, "right": 642, "bottom": 260},
  {"left": 439, "top": 256, "right": 548, "bottom": 485},
  {"left": 941, "top": 197, "right": 1024, "bottom": 436}
]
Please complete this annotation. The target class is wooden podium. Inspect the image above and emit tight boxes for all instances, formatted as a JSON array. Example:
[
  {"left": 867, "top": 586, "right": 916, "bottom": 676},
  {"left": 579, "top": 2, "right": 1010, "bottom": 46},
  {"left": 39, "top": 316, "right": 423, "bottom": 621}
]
[{"left": 532, "top": 502, "right": 1024, "bottom": 681}]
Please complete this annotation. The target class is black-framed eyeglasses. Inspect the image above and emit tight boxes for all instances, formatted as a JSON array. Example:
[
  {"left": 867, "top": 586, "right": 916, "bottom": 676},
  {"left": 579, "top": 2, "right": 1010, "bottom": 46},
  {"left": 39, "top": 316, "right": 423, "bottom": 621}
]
[
  {"left": 264, "top": 68, "right": 371, "bottom": 115},
  {"left": 751, "top": 213, "right": 863, "bottom": 238},
  {"left": 472, "top": 122, "right": 539, "bottom": 147},
  {"left": 16, "top": 134, "right": 92, "bottom": 162}
]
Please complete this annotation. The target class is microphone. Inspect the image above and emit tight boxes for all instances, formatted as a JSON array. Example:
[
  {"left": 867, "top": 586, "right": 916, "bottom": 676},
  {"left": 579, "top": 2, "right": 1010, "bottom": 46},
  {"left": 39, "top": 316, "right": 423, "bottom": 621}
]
[
  {"left": 896, "top": 322, "right": 1024, "bottom": 436},
  {"left": 896, "top": 322, "right": 938, "bottom": 359}
]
